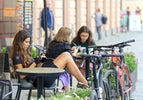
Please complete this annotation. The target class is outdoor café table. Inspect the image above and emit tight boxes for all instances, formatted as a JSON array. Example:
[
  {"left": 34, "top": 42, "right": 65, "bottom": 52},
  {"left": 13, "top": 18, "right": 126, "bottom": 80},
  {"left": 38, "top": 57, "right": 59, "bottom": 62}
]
[{"left": 16, "top": 67, "right": 65, "bottom": 99}]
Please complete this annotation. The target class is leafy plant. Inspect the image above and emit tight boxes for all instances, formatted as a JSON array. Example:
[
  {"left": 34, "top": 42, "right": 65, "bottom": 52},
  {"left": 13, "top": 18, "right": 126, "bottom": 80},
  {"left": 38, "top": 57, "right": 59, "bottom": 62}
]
[
  {"left": 0, "top": 47, "right": 7, "bottom": 53},
  {"left": 124, "top": 52, "right": 137, "bottom": 73},
  {"left": 31, "top": 47, "right": 38, "bottom": 58},
  {"left": 38, "top": 95, "right": 44, "bottom": 100},
  {"left": 50, "top": 88, "right": 91, "bottom": 100}
]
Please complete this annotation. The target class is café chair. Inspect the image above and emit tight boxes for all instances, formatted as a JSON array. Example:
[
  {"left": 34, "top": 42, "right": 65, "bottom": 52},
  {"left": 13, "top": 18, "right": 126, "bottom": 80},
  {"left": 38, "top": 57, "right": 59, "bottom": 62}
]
[
  {"left": 0, "top": 79, "right": 13, "bottom": 100},
  {"left": 15, "top": 75, "right": 57, "bottom": 100},
  {"left": 0, "top": 53, "right": 5, "bottom": 79}
]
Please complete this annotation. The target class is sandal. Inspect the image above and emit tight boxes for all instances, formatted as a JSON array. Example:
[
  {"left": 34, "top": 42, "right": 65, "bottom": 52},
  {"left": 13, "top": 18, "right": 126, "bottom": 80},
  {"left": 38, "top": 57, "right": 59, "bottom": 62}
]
[{"left": 77, "top": 82, "right": 90, "bottom": 89}]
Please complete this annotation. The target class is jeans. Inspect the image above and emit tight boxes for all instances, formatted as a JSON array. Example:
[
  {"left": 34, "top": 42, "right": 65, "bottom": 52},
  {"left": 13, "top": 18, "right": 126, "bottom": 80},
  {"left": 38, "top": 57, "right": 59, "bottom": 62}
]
[
  {"left": 96, "top": 26, "right": 102, "bottom": 40},
  {"left": 20, "top": 79, "right": 34, "bottom": 88}
]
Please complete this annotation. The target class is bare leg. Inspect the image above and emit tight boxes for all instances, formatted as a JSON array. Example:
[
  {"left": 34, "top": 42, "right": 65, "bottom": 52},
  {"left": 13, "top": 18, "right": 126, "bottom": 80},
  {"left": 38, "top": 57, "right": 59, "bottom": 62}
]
[{"left": 53, "top": 52, "right": 88, "bottom": 86}]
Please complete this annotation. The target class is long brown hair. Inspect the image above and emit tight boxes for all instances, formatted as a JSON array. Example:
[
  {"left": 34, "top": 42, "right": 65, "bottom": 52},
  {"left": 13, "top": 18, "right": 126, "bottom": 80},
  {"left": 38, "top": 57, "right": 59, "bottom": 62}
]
[
  {"left": 10, "top": 30, "right": 31, "bottom": 69},
  {"left": 53, "top": 26, "right": 72, "bottom": 43},
  {"left": 71, "top": 26, "right": 94, "bottom": 45}
]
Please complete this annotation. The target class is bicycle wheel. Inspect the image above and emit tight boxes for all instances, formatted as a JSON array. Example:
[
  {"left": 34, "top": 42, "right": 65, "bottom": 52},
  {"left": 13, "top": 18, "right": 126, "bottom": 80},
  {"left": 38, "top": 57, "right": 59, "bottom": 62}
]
[
  {"left": 90, "top": 89, "right": 98, "bottom": 100},
  {"left": 103, "top": 70, "right": 124, "bottom": 100},
  {"left": 124, "top": 65, "right": 131, "bottom": 100},
  {"left": 103, "top": 79, "right": 111, "bottom": 100}
]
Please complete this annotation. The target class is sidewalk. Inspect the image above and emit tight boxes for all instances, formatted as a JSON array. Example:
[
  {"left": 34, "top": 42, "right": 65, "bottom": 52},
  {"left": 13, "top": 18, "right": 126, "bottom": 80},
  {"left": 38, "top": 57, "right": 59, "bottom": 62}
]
[{"left": 93, "top": 31, "right": 135, "bottom": 45}]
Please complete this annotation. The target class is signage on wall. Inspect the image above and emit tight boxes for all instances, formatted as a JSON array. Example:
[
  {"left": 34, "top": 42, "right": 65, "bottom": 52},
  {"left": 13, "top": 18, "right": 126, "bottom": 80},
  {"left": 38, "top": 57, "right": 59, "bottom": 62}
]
[
  {"left": 23, "top": 0, "right": 33, "bottom": 36},
  {"left": 4, "top": 8, "right": 15, "bottom": 17},
  {"left": 16, "top": 0, "right": 23, "bottom": 31}
]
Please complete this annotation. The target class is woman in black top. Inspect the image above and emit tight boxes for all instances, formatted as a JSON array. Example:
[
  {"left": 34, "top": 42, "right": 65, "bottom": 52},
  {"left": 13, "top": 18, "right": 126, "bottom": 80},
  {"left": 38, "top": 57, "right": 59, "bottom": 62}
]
[
  {"left": 42, "top": 27, "right": 75, "bottom": 92},
  {"left": 11, "top": 29, "right": 88, "bottom": 91}
]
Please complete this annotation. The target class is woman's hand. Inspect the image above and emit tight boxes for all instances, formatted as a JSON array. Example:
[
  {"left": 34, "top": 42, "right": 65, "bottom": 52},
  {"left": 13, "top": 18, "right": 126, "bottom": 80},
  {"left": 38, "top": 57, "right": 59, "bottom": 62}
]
[
  {"left": 71, "top": 46, "right": 79, "bottom": 56},
  {"left": 76, "top": 52, "right": 82, "bottom": 57},
  {"left": 40, "top": 54, "right": 46, "bottom": 59},
  {"left": 39, "top": 54, "right": 47, "bottom": 62},
  {"left": 94, "top": 50, "right": 99, "bottom": 54}
]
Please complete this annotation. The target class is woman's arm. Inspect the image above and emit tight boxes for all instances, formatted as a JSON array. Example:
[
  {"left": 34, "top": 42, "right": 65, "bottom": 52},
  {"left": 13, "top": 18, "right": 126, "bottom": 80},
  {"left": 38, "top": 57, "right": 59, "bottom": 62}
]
[{"left": 15, "top": 62, "right": 36, "bottom": 80}]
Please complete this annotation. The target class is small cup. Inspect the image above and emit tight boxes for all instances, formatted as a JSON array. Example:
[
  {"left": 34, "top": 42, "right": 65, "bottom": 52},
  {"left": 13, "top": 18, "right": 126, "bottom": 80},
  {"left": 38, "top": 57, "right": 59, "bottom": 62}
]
[
  {"left": 88, "top": 48, "right": 93, "bottom": 54},
  {"left": 80, "top": 47, "right": 86, "bottom": 54}
]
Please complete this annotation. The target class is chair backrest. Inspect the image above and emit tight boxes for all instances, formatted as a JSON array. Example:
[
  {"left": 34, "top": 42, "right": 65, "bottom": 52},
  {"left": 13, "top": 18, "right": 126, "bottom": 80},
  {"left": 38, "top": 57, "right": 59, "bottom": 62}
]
[
  {"left": 3, "top": 53, "right": 10, "bottom": 72},
  {"left": 0, "top": 53, "right": 5, "bottom": 78},
  {"left": 0, "top": 79, "right": 13, "bottom": 100}
]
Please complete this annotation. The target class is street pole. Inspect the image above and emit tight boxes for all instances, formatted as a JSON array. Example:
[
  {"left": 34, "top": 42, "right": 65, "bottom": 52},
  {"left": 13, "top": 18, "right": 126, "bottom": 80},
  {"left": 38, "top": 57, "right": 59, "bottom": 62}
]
[{"left": 43, "top": 0, "right": 48, "bottom": 47}]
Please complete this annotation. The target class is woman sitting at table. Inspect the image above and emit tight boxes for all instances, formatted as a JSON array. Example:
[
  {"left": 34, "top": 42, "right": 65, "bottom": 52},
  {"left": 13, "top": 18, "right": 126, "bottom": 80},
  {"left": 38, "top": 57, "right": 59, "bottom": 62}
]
[
  {"left": 43, "top": 26, "right": 89, "bottom": 92},
  {"left": 10, "top": 29, "right": 88, "bottom": 91},
  {"left": 71, "top": 26, "right": 98, "bottom": 77}
]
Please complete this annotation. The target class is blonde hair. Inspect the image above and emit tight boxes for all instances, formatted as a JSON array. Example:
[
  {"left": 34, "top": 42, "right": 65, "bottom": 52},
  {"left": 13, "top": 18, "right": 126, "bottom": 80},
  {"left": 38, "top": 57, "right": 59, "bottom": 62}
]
[{"left": 53, "top": 27, "right": 72, "bottom": 43}]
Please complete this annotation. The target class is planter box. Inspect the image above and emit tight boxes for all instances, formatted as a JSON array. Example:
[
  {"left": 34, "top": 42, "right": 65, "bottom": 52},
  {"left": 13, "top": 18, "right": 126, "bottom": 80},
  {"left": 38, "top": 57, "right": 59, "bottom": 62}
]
[{"left": 130, "top": 68, "right": 137, "bottom": 92}]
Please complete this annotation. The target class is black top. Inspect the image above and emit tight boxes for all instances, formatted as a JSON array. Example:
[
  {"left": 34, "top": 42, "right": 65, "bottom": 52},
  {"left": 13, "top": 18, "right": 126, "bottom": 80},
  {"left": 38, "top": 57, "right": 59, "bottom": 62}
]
[
  {"left": 12, "top": 52, "right": 34, "bottom": 68},
  {"left": 12, "top": 52, "right": 37, "bottom": 85},
  {"left": 46, "top": 41, "right": 72, "bottom": 58},
  {"left": 42, "top": 41, "right": 74, "bottom": 68},
  {"left": 12, "top": 52, "right": 58, "bottom": 87}
]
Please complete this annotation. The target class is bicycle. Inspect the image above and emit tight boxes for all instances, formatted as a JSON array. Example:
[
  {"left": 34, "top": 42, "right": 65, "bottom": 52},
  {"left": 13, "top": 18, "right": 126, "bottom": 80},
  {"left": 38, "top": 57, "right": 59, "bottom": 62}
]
[
  {"left": 89, "top": 39, "right": 135, "bottom": 100},
  {"left": 79, "top": 51, "right": 123, "bottom": 100}
]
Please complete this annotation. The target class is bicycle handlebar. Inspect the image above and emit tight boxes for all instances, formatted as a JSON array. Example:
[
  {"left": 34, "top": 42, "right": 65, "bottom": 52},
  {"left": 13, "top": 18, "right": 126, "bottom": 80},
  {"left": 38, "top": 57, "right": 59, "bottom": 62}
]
[
  {"left": 109, "top": 39, "right": 135, "bottom": 47},
  {"left": 81, "top": 53, "right": 124, "bottom": 58},
  {"left": 34, "top": 44, "right": 46, "bottom": 55},
  {"left": 89, "top": 39, "right": 135, "bottom": 49}
]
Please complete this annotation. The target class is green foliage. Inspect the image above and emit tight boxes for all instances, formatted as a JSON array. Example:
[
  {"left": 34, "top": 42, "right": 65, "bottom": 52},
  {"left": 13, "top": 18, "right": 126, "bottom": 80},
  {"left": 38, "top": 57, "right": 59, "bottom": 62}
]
[
  {"left": 50, "top": 88, "right": 90, "bottom": 100},
  {"left": 110, "top": 74, "right": 116, "bottom": 89},
  {"left": 31, "top": 47, "right": 38, "bottom": 58},
  {"left": 1, "top": 47, "right": 7, "bottom": 53},
  {"left": 38, "top": 95, "right": 44, "bottom": 100},
  {"left": 124, "top": 52, "right": 137, "bottom": 73},
  {"left": 102, "top": 68, "right": 106, "bottom": 75}
]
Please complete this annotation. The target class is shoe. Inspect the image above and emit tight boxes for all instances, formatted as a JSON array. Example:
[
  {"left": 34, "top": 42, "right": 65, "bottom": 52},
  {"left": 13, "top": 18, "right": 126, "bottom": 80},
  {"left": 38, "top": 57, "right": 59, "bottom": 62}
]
[{"left": 77, "top": 82, "right": 90, "bottom": 89}]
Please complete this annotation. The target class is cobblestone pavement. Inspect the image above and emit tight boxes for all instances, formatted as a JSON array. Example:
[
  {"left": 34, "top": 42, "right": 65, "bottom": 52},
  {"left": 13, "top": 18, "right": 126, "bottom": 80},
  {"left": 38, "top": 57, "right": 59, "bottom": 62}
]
[{"left": 12, "top": 30, "right": 143, "bottom": 100}]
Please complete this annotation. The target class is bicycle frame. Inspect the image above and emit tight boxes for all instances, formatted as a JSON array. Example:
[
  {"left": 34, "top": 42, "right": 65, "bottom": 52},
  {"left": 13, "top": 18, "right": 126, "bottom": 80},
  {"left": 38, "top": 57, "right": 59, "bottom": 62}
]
[
  {"left": 88, "top": 39, "right": 135, "bottom": 99},
  {"left": 83, "top": 54, "right": 105, "bottom": 99},
  {"left": 92, "top": 57, "right": 104, "bottom": 99},
  {"left": 111, "top": 48, "right": 133, "bottom": 95}
]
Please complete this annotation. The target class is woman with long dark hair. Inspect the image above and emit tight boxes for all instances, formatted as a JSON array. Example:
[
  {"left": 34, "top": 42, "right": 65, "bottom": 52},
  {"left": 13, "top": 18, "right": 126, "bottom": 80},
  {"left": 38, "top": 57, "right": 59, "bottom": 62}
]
[
  {"left": 71, "top": 26, "right": 98, "bottom": 77},
  {"left": 11, "top": 28, "right": 88, "bottom": 91}
]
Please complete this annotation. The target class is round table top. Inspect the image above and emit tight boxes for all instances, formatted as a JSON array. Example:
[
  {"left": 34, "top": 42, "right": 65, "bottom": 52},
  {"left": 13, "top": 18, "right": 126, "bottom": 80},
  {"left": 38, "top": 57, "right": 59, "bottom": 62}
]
[{"left": 16, "top": 67, "right": 65, "bottom": 76}]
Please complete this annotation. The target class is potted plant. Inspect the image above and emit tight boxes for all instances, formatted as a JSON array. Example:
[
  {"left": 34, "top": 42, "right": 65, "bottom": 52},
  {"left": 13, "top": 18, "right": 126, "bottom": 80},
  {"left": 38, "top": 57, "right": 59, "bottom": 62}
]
[
  {"left": 124, "top": 52, "right": 138, "bottom": 92},
  {"left": 124, "top": 52, "right": 137, "bottom": 73}
]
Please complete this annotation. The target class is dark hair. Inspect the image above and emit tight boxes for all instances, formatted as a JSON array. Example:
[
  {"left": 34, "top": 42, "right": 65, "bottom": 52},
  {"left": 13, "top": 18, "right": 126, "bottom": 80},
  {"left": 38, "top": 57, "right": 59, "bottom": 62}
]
[
  {"left": 71, "top": 26, "right": 94, "bottom": 45},
  {"left": 96, "top": 8, "right": 100, "bottom": 12},
  {"left": 11, "top": 30, "right": 31, "bottom": 69},
  {"left": 127, "top": 6, "right": 129, "bottom": 10}
]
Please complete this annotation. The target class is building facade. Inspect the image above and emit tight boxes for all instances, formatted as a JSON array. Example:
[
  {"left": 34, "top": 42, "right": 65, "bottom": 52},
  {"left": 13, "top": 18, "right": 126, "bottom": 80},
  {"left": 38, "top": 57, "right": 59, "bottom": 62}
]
[
  {"left": 0, "top": 0, "right": 121, "bottom": 46},
  {"left": 33, "top": 0, "right": 121, "bottom": 45}
]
